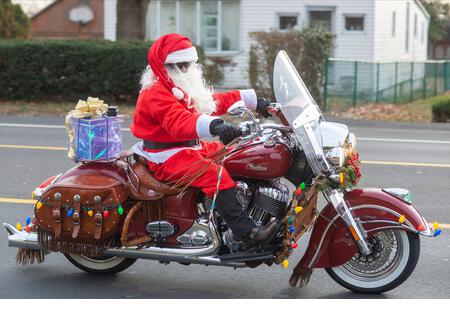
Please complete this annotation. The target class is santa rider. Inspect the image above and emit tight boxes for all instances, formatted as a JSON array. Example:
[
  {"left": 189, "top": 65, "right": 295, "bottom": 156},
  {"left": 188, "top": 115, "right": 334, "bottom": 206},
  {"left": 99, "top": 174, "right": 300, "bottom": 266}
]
[{"left": 131, "top": 33, "right": 276, "bottom": 246}]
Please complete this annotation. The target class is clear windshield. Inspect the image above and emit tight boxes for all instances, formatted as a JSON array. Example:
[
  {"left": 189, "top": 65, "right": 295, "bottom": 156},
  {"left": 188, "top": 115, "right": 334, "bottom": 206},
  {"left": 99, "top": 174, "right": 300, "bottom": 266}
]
[
  {"left": 273, "top": 50, "right": 322, "bottom": 123},
  {"left": 273, "top": 51, "right": 328, "bottom": 175}
]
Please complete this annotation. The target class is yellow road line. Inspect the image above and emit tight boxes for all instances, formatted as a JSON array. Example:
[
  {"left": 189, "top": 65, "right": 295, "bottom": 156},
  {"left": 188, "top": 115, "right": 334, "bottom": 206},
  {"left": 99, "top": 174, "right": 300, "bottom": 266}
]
[
  {"left": 1, "top": 145, "right": 450, "bottom": 168},
  {"left": 0, "top": 197, "right": 36, "bottom": 204},
  {"left": 0, "top": 144, "right": 65, "bottom": 151},
  {"left": 362, "top": 160, "right": 450, "bottom": 168}
]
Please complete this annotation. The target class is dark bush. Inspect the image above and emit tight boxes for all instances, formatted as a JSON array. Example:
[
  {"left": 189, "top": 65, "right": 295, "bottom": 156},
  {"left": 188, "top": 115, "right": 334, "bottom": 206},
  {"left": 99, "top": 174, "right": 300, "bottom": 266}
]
[
  {"left": 0, "top": 39, "right": 204, "bottom": 103},
  {"left": 432, "top": 98, "right": 450, "bottom": 122},
  {"left": 249, "top": 26, "right": 334, "bottom": 104},
  {"left": 204, "top": 56, "right": 235, "bottom": 86}
]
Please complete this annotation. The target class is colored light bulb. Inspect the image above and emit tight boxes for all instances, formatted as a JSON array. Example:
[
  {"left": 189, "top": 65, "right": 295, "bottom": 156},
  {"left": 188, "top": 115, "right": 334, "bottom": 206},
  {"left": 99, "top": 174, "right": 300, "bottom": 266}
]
[
  {"left": 300, "top": 182, "right": 306, "bottom": 190},
  {"left": 88, "top": 210, "right": 94, "bottom": 217},
  {"left": 295, "top": 188, "right": 302, "bottom": 196},
  {"left": 16, "top": 223, "right": 22, "bottom": 231},
  {"left": 118, "top": 204, "right": 124, "bottom": 216},
  {"left": 339, "top": 173, "right": 344, "bottom": 184},
  {"left": 294, "top": 206, "right": 303, "bottom": 214},
  {"left": 433, "top": 221, "right": 439, "bottom": 230},
  {"left": 36, "top": 201, "right": 42, "bottom": 209},
  {"left": 417, "top": 223, "right": 426, "bottom": 232},
  {"left": 25, "top": 216, "right": 31, "bottom": 225},
  {"left": 283, "top": 259, "right": 289, "bottom": 268},
  {"left": 103, "top": 210, "right": 109, "bottom": 218},
  {"left": 434, "top": 229, "right": 442, "bottom": 237},
  {"left": 398, "top": 215, "right": 405, "bottom": 224},
  {"left": 289, "top": 225, "right": 295, "bottom": 233},
  {"left": 288, "top": 216, "right": 294, "bottom": 225},
  {"left": 25, "top": 225, "right": 31, "bottom": 233},
  {"left": 291, "top": 242, "right": 298, "bottom": 249},
  {"left": 67, "top": 208, "right": 73, "bottom": 217}
]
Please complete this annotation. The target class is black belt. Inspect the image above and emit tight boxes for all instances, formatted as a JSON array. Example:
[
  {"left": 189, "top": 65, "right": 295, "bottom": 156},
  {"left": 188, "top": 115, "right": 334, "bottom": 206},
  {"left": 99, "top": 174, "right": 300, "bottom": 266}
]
[{"left": 143, "top": 139, "right": 199, "bottom": 150}]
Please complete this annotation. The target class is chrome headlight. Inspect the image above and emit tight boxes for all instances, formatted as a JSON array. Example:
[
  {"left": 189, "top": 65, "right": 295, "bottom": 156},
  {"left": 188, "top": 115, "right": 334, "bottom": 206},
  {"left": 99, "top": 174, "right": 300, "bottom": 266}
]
[
  {"left": 343, "top": 133, "right": 357, "bottom": 156},
  {"left": 325, "top": 147, "right": 345, "bottom": 167}
]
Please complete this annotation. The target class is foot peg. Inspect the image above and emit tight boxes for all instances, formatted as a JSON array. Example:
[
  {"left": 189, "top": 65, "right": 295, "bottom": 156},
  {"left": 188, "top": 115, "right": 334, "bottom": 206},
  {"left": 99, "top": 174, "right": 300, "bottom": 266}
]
[{"left": 243, "top": 220, "right": 277, "bottom": 248}]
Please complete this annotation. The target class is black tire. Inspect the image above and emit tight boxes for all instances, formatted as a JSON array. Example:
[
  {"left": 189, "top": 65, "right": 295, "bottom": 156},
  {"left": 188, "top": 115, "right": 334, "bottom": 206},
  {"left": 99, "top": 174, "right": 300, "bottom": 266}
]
[
  {"left": 65, "top": 254, "right": 137, "bottom": 275},
  {"left": 326, "top": 230, "right": 420, "bottom": 294}
]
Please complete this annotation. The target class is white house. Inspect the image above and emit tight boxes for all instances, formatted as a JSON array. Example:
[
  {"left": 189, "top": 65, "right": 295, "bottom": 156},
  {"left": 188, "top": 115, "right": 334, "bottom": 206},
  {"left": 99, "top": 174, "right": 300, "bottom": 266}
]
[{"left": 103, "top": 0, "right": 430, "bottom": 89}]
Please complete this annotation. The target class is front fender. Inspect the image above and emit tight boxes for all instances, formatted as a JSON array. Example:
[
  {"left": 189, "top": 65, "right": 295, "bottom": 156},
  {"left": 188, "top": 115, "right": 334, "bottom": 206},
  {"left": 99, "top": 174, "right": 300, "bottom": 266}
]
[{"left": 297, "top": 188, "right": 432, "bottom": 269}]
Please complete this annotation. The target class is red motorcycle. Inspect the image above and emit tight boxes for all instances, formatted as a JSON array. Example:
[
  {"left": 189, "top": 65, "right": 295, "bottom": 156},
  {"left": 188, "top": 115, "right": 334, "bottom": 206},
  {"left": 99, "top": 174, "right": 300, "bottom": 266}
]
[{"left": 4, "top": 51, "right": 437, "bottom": 294}]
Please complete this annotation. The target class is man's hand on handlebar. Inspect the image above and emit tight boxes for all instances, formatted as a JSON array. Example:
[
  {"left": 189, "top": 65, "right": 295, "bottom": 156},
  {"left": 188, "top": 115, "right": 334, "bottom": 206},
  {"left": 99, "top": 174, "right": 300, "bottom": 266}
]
[
  {"left": 209, "top": 119, "right": 242, "bottom": 145},
  {"left": 256, "top": 97, "right": 272, "bottom": 118}
]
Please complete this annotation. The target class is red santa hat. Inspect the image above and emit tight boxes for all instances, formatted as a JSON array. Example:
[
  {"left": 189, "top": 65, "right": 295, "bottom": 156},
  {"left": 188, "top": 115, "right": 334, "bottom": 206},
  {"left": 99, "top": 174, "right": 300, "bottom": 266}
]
[{"left": 147, "top": 33, "right": 198, "bottom": 100}]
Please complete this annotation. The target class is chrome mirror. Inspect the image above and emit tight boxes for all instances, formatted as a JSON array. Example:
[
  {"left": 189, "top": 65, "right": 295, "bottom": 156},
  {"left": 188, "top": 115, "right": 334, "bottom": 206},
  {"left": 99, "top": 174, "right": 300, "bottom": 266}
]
[{"left": 227, "top": 100, "right": 246, "bottom": 116}]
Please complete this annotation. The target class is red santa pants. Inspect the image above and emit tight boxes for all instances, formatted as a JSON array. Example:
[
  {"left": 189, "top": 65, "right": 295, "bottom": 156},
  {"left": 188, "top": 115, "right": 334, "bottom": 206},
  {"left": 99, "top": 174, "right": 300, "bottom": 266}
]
[{"left": 146, "top": 141, "right": 235, "bottom": 197}]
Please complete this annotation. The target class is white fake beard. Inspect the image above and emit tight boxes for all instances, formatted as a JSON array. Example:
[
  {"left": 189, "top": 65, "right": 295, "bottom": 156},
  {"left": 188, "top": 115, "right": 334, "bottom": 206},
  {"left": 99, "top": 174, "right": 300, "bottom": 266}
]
[
  {"left": 166, "top": 63, "right": 217, "bottom": 115},
  {"left": 140, "top": 66, "right": 157, "bottom": 91}
]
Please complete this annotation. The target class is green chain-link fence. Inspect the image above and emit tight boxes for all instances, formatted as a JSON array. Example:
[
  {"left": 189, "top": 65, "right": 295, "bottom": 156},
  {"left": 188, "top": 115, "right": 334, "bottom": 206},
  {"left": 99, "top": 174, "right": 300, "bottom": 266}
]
[{"left": 323, "top": 58, "right": 450, "bottom": 112}]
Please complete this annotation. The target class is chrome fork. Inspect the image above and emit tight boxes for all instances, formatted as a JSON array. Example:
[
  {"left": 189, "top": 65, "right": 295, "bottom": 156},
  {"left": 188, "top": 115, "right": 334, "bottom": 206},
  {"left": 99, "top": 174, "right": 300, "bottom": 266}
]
[{"left": 326, "top": 189, "right": 372, "bottom": 256}]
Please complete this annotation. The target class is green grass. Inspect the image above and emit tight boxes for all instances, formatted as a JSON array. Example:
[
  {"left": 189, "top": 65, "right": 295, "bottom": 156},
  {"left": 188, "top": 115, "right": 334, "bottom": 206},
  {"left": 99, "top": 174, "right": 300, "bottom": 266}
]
[
  {"left": 402, "top": 92, "right": 450, "bottom": 122},
  {"left": 325, "top": 91, "right": 450, "bottom": 123}
]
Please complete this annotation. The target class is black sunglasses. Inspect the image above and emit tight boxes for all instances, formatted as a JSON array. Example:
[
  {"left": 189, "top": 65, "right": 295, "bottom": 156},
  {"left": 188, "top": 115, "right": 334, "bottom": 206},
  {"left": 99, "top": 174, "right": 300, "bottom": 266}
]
[{"left": 166, "top": 62, "right": 193, "bottom": 70}]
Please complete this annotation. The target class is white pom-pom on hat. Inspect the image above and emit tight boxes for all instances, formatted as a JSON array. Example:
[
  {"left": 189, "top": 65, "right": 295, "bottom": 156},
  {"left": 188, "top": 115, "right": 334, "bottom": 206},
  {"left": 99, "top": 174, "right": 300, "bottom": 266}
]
[{"left": 172, "top": 87, "right": 184, "bottom": 100}]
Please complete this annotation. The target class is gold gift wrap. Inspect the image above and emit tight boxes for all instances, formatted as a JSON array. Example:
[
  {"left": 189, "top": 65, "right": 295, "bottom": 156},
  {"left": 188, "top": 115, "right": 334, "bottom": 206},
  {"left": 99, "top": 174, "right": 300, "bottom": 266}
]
[{"left": 65, "top": 97, "right": 109, "bottom": 160}]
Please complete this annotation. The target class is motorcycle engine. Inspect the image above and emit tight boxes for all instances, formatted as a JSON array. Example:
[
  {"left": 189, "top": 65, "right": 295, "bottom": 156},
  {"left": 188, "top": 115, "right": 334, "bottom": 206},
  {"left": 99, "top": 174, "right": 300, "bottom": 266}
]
[
  {"left": 223, "top": 181, "right": 290, "bottom": 251},
  {"left": 248, "top": 185, "right": 290, "bottom": 226}
]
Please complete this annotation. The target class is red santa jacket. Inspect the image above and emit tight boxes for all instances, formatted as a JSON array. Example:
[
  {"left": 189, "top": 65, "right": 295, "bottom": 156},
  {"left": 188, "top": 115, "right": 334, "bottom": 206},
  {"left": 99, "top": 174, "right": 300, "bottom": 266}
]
[{"left": 131, "top": 80, "right": 257, "bottom": 146}]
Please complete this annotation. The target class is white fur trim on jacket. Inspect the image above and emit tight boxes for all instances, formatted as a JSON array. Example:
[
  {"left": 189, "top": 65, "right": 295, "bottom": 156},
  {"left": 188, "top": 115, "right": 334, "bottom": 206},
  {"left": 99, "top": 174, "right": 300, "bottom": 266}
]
[
  {"left": 172, "top": 87, "right": 184, "bottom": 100},
  {"left": 165, "top": 47, "right": 198, "bottom": 64},
  {"left": 196, "top": 114, "right": 218, "bottom": 138},
  {"left": 132, "top": 142, "right": 202, "bottom": 164},
  {"left": 239, "top": 89, "right": 257, "bottom": 110}
]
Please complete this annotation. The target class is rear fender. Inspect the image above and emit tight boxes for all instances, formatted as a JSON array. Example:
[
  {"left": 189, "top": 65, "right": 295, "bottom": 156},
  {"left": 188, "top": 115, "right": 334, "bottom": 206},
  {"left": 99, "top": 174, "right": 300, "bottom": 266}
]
[{"left": 298, "top": 188, "right": 432, "bottom": 269}]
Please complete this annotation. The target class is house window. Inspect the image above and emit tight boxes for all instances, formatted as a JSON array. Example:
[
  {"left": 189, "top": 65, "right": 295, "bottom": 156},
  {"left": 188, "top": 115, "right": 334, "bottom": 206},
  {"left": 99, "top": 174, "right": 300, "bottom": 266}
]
[
  {"left": 392, "top": 11, "right": 396, "bottom": 37},
  {"left": 405, "top": 2, "right": 410, "bottom": 52},
  {"left": 201, "top": 1, "right": 219, "bottom": 51},
  {"left": 221, "top": 0, "right": 240, "bottom": 51},
  {"left": 344, "top": 16, "right": 364, "bottom": 31},
  {"left": 309, "top": 11, "right": 333, "bottom": 31},
  {"left": 160, "top": 0, "right": 177, "bottom": 35},
  {"left": 414, "top": 14, "right": 417, "bottom": 38},
  {"left": 278, "top": 14, "right": 298, "bottom": 30},
  {"left": 146, "top": 0, "right": 240, "bottom": 53},
  {"left": 179, "top": 0, "right": 198, "bottom": 43}
]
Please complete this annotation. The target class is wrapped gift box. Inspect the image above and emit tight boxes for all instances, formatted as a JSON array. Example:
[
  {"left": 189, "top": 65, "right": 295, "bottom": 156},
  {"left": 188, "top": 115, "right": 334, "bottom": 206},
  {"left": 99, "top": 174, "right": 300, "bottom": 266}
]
[{"left": 69, "top": 115, "right": 123, "bottom": 162}]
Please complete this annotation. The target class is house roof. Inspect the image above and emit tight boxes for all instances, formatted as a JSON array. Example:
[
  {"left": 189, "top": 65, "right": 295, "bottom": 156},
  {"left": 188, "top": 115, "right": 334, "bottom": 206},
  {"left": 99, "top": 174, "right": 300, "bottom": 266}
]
[
  {"left": 11, "top": 0, "right": 56, "bottom": 17},
  {"left": 30, "top": 0, "right": 60, "bottom": 19},
  {"left": 415, "top": 0, "right": 431, "bottom": 20}
]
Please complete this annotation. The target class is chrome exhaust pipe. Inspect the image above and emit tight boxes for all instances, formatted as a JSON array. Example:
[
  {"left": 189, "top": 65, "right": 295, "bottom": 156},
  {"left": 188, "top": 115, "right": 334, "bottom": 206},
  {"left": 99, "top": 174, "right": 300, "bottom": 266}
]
[
  {"left": 3, "top": 223, "right": 41, "bottom": 250},
  {"left": 102, "top": 247, "right": 246, "bottom": 268},
  {"left": 102, "top": 220, "right": 246, "bottom": 267},
  {"left": 3, "top": 222, "right": 247, "bottom": 268}
]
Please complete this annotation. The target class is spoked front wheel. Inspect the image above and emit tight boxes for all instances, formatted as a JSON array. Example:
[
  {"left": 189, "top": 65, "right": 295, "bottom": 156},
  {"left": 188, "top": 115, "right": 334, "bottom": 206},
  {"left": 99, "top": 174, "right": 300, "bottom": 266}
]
[
  {"left": 65, "top": 254, "right": 137, "bottom": 275},
  {"left": 326, "top": 229, "right": 420, "bottom": 294}
]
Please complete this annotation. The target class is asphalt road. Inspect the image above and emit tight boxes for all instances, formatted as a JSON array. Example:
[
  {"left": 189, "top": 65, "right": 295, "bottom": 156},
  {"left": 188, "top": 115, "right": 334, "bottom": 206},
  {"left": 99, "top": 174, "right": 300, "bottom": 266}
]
[{"left": 0, "top": 115, "right": 449, "bottom": 298}]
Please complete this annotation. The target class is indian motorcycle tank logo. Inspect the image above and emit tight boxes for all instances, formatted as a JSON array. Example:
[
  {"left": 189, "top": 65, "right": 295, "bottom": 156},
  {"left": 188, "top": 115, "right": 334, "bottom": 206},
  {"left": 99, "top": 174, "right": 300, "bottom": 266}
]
[{"left": 246, "top": 163, "right": 268, "bottom": 172}]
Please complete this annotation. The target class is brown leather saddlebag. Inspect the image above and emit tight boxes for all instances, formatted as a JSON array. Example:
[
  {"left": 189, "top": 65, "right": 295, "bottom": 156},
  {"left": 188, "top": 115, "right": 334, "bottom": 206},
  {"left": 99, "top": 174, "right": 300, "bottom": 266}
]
[{"left": 35, "top": 173, "right": 127, "bottom": 257}]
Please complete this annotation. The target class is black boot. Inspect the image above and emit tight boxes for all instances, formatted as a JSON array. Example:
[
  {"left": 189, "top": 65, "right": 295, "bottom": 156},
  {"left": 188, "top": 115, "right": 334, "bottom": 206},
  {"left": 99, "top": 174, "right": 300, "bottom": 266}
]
[
  {"left": 215, "top": 189, "right": 277, "bottom": 245},
  {"left": 215, "top": 188, "right": 256, "bottom": 239}
]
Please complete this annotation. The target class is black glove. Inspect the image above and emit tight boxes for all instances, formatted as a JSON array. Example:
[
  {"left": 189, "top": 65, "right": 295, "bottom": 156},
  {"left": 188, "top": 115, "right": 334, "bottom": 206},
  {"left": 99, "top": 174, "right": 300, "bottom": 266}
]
[
  {"left": 256, "top": 97, "right": 272, "bottom": 118},
  {"left": 209, "top": 119, "right": 241, "bottom": 145}
]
